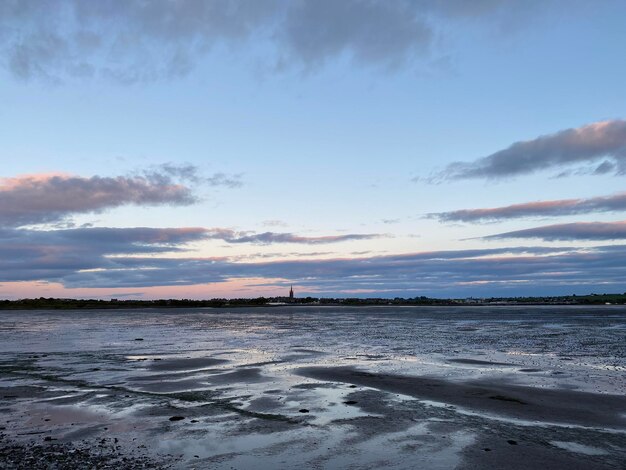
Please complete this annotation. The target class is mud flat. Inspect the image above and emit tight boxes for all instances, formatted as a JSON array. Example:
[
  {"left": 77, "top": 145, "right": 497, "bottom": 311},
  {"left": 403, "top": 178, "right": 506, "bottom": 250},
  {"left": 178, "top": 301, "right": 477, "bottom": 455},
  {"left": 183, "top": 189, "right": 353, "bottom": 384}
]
[
  {"left": 1, "top": 306, "right": 625, "bottom": 469},
  {"left": 297, "top": 366, "right": 626, "bottom": 429}
]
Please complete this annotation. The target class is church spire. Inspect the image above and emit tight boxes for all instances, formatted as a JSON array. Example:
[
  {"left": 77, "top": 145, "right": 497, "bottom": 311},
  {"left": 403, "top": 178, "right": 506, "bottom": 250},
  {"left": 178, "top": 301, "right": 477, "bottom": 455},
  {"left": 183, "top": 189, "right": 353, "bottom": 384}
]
[{"left": 289, "top": 285, "right": 294, "bottom": 299}]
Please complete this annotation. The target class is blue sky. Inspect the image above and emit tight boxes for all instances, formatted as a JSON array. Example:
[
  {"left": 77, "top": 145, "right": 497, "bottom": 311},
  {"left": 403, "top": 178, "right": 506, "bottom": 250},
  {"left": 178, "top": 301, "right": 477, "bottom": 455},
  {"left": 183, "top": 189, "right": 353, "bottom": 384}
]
[{"left": 1, "top": 0, "right": 626, "bottom": 299}]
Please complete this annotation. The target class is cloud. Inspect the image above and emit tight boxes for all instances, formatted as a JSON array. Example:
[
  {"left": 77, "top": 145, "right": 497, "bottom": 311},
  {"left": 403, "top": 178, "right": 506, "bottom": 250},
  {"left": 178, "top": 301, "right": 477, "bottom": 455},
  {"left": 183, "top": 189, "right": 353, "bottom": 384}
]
[
  {"left": 0, "top": 166, "right": 244, "bottom": 228},
  {"left": 434, "top": 120, "right": 626, "bottom": 181},
  {"left": 262, "top": 219, "right": 288, "bottom": 227},
  {"left": 486, "top": 221, "right": 626, "bottom": 241},
  {"left": 205, "top": 172, "right": 244, "bottom": 188},
  {"left": 0, "top": 171, "right": 196, "bottom": 227},
  {"left": 1, "top": 222, "right": 625, "bottom": 296},
  {"left": 0, "top": 225, "right": 378, "bottom": 285},
  {"left": 430, "top": 191, "right": 626, "bottom": 223},
  {"left": 0, "top": 0, "right": 535, "bottom": 83},
  {"left": 2, "top": 228, "right": 624, "bottom": 297},
  {"left": 204, "top": 229, "right": 381, "bottom": 245},
  {"left": 230, "top": 251, "right": 335, "bottom": 261},
  {"left": 277, "top": 0, "right": 431, "bottom": 71},
  {"left": 0, "top": 224, "right": 382, "bottom": 284},
  {"left": 146, "top": 164, "right": 243, "bottom": 187},
  {"left": 0, "top": 226, "right": 211, "bottom": 283}
]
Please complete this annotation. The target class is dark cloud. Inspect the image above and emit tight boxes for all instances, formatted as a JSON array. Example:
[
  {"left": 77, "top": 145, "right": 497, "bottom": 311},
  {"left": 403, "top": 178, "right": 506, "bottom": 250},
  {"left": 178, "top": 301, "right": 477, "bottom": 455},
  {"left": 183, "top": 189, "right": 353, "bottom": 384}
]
[
  {"left": 204, "top": 229, "right": 381, "bottom": 245},
  {"left": 230, "top": 251, "right": 335, "bottom": 261},
  {"left": 0, "top": 226, "right": 211, "bottom": 283},
  {"left": 430, "top": 191, "right": 626, "bottom": 223},
  {"left": 96, "top": 244, "right": 626, "bottom": 297},
  {"left": 486, "top": 221, "right": 626, "bottom": 241},
  {"left": 433, "top": 120, "right": 626, "bottom": 181},
  {"left": 0, "top": 225, "right": 312, "bottom": 283},
  {"left": 2, "top": 229, "right": 624, "bottom": 297},
  {"left": 0, "top": 224, "right": 382, "bottom": 284},
  {"left": 0, "top": 0, "right": 536, "bottom": 83},
  {"left": 278, "top": 0, "right": 431, "bottom": 71},
  {"left": 0, "top": 171, "right": 196, "bottom": 227}
]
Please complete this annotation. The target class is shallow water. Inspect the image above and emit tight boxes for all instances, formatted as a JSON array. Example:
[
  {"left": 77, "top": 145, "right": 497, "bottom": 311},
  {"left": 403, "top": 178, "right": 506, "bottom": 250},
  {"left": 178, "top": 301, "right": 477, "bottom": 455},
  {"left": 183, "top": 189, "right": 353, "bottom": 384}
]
[{"left": 1, "top": 306, "right": 625, "bottom": 468}]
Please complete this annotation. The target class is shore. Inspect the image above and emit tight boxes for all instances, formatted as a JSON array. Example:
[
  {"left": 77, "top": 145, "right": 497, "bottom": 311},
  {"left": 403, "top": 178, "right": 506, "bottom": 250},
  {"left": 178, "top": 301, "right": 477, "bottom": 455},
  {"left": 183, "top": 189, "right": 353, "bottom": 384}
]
[
  {"left": 1, "top": 306, "right": 625, "bottom": 469},
  {"left": 0, "top": 433, "right": 171, "bottom": 470}
]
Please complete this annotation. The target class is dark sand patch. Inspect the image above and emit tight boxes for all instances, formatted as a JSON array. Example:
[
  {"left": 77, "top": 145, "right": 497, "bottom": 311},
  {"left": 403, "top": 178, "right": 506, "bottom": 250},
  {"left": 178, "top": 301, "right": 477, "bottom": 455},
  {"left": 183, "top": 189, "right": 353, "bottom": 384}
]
[
  {"left": 205, "top": 367, "right": 271, "bottom": 385},
  {"left": 129, "top": 377, "right": 209, "bottom": 393},
  {"left": 0, "top": 386, "right": 57, "bottom": 400},
  {"left": 297, "top": 366, "right": 626, "bottom": 429},
  {"left": 246, "top": 396, "right": 284, "bottom": 413},
  {"left": 456, "top": 326, "right": 479, "bottom": 332},
  {"left": 461, "top": 435, "right": 619, "bottom": 470},
  {"left": 356, "top": 354, "right": 386, "bottom": 360},
  {"left": 236, "top": 360, "right": 285, "bottom": 368},
  {"left": 281, "top": 349, "right": 328, "bottom": 362},
  {"left": 129, "top": 369, "right": 222, "bottom": 382},
  {"left": 448, "top": 358, "right": 517, "bottom": 367},
  {"left": 147, "top": 357, "right": 228, "bottom": 371},
  {"left": 290, "top": 348, "right": 326, "bottom": 355},
  {"left": 291, "top": 382, "right": 336, "bottom": 390}
]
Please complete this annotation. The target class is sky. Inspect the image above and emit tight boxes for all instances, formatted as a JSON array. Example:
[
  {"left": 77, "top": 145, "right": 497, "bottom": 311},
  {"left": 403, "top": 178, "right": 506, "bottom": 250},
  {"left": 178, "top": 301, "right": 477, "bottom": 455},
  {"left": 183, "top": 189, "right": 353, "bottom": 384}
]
[{"left": 1, "top": 0, "right": 626, "bottom": 300}]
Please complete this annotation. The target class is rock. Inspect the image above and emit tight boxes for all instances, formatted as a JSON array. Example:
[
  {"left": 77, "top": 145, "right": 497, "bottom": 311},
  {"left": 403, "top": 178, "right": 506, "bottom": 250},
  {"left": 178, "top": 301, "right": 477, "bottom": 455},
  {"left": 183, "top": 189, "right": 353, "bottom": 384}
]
[
  {"left": 298, "top": 409, "right": 309, "bottom": 413},
  {"left": 507, "top": 440, "right": 518, "bottom": 445},
  {"left": 169, "top": 416, "right": 185, "bottom": 421},
  {"left": 483, "top": 448, "right": 491, "bottom": 452},
  {"left": 344, "top": 400, "right": 358, "bottom": 405},
  {"left": 134, "top": 338, "right": 144, "bottom": 341}
]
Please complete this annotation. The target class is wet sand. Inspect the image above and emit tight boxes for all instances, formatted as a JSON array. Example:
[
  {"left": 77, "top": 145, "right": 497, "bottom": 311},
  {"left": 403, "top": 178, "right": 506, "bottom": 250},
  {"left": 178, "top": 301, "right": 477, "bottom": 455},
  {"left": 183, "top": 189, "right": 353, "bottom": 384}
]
[
  {"left": 1, "top": 306, "right": 625, "bottom": 469},
  {"left": 297, "top": 366, "right": 626, "bottom": 428}
]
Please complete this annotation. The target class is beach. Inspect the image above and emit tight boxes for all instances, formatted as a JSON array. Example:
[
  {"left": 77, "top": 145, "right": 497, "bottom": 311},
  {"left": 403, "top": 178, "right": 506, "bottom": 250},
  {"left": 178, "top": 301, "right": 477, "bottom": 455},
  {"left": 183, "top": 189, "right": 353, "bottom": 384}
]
[{"left": 1, "top": 306, "right": 624, "bottom": 469}]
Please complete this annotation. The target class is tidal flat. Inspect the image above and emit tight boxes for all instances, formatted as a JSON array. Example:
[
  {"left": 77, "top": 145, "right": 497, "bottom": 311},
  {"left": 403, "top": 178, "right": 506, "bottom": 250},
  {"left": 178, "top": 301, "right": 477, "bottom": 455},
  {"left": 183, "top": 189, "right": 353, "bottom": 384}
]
[{"left": 0, "top": 306, "right": 625, "bottom": 469}]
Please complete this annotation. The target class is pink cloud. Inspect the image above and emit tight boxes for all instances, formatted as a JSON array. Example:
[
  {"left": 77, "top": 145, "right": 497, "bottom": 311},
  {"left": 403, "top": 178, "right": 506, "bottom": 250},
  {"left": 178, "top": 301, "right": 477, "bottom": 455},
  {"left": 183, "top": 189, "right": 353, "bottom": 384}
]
[
  {"left": 430, "top": 191, "right": 626, "bottom": 222},
  {"left": 0, "top": 172, "right": 195, "bottom": 227}
]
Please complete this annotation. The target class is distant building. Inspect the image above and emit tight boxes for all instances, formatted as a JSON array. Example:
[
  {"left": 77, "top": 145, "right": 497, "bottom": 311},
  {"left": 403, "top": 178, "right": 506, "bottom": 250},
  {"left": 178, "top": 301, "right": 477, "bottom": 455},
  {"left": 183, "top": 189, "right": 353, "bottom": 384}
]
[{"left": 289, "top": 285, "right": 294, "bottom": 301}]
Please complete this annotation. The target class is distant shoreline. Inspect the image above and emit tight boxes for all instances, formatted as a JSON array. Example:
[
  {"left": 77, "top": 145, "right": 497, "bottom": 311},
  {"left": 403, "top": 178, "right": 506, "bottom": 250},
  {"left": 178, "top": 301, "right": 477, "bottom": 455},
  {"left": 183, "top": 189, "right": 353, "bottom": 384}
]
[{"left": 1, "top": 294, "right": 625, "bottom": 310}]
